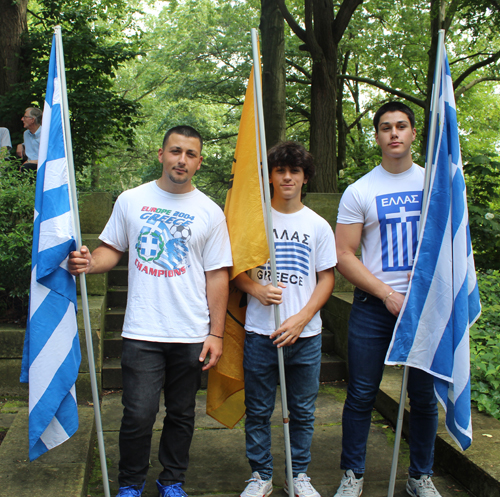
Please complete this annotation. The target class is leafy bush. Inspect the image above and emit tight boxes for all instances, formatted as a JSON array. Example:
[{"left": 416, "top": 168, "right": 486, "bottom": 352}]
[
  {"left": 470, "top": 270, "right": 500, "bottom": 420},
  {"left": 0, "top": 167, "right": 36, "bottom": 322},
  {"left": 463, "top": 155, "right": 500, "bottom": 271}
]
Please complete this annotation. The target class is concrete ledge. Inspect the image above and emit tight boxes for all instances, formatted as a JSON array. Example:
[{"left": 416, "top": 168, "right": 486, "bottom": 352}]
[
  {"left": 376, "top": 366, "right": 500, "bottom": 497},
  {"left": 0, "top": 405, "right": 95, "bottom": 496}
]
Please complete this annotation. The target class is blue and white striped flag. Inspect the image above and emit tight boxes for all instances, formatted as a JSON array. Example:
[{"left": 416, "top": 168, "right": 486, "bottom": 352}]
[
  {"left": 20, "top": 35, "right": 81, "bottom": 461},
  {"left": 385, "top": 45, "right": 481, "bottom": 451}
]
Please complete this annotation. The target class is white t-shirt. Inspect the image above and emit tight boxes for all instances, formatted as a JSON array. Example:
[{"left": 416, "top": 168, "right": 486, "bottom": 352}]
[
  {"left": 337, "top": 163, "right": 424, "bottom": 294},
  {"left": 244, "top": 206, "right": 337, "bottom": 337},
  {"left": 0, "top": 128, "right": 11, "bottom": 148},
  {"left": 100, "top": 181, "right": 233, "bottom": 343}
]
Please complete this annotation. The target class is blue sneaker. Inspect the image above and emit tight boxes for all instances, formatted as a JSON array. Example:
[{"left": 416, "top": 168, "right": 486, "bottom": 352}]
[
  {"left": 156, "top": 481, "right": 188, "bottom": 497},
  {"left": 116, "top": 482, "right": 145, "bottom": 497}
]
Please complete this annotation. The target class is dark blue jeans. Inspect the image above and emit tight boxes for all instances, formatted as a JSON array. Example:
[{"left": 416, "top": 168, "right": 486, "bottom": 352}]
[
  {"left": 118, "top": 338, "right": 203, "bottom": 487},
  {"left": 341, "top": 288, "right": 438, "bottom": 477},
  {"left": 243, "top": 332, "right": 322, "bottom": 480}
]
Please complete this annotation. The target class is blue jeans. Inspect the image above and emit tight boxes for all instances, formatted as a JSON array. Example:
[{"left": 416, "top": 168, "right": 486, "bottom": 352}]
[
  {"left": 118, "top": 338, "right": 203, "bottom": 487},
  {"left": 341, "top": 288, "right": 438, "bottom": 477},
  {"left": 243, "top": 332, "right": 322, "bottom": 480}
]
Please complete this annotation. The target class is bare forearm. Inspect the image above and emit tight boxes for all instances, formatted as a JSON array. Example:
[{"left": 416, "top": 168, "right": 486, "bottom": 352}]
[
  {"left": 88, "top": 244, "right": 124, "bottom": 274},
  {"left": 233, "top": 272, "right": 260, "bottom": 298},
  {"left": 206, "top": 267, "right": 229, "bottom": 336},
  {"left": 336, "top": 251, "right": 392, "bottom": 300},
  {"left": 301, "top": 268, "right": 335, "bottom": 320}
]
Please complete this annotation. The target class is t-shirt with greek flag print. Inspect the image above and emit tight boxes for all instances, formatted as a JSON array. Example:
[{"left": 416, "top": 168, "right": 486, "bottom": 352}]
[
  {"left": 244, "top": 206, "right": 336, "bottom": 337},
  {"left": 337, "top": 163, "right": 424, "bottom": 294}
]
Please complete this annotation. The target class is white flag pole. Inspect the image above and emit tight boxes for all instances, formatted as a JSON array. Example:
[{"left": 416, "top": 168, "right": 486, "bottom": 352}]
[
  {"left": 251, "top": 28, "right": 294, "bottom": 494},
  {"left": 387, "top": 28, "right": 446, "bottom": 497},
  {"left": 54, "top": 25, "right": 111, "bottom": 497}
]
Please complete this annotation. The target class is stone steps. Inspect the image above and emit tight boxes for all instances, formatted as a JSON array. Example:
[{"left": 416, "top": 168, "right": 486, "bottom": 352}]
[{"left": 101, "top": 260, "right": 349, "bottom": 390}]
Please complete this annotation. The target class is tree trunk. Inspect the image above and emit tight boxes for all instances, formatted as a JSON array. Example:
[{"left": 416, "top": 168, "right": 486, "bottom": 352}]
[
  {"left": 260, "top": 0, "right": 286, "bottom": 149},
  {"left": 307, "top": 0, "right": 337, "bottom": 192},
  {"left": 0, "top": 0, "right": 28, "bottom": 96},
  {"left": 309, "top": 52, "right": 337, "bottom": 192},
  {"left": 0, "top": 0, "right": 29, "bottom": 133}
]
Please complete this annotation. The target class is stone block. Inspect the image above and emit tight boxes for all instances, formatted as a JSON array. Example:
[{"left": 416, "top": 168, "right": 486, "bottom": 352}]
[
  {"left": 76, "top": 296, "right": 105, "bottom": 331},
  {"left": 334, "top": 270, "right": 355, "bottom": 292},
  {"left": 0, "top": 325, "right": 25, "bottom": 358},
  {"left": 0, "top": 406, "right": 94, "bottom": 497},
  {"left": 76, "top": 372, "right": 102, "bottom": 403},
  {"left": 78, "top": 192, "right": 113, "bottom": 234},
  {"left": 303, "top": 193, "right": 342, "bottom": 230},
  {"left": 322, "top": 292, "right": 353, "bottom": 362},
  {"left": 0, "top": 359, "right": 28, "bottom": 396},
  {"left": 77, "top": 296, "right": 105, "bottom": 374}
]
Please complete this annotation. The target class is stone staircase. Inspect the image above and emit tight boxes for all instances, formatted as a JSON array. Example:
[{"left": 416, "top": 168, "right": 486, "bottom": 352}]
[{"left": 101, "top": 250, "right": 348, "bottom": 390}]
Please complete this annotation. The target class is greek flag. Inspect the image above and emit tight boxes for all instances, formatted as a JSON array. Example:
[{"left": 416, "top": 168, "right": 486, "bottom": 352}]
[
  {"left": 20, "top": 35, "right": 81, "bottom": 461},
  {"left": 386, "top": 45, "right": 481, "bottom": 451}
]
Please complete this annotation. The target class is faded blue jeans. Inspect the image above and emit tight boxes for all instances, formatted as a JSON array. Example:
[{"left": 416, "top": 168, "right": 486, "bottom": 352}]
[
  {"left": 243, "top": 332, "right": 322, "bottom": 480},
  {"left": 118, "top": 338, "right": 203, "bottom": 488},
  {"left": 341, "top": 288, "right": 438, "bottom": 477}
]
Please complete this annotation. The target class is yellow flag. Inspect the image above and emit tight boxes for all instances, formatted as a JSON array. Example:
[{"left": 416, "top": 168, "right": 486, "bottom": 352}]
[{"left": 206, "top": 66, "right": 270, "bottom": 428}]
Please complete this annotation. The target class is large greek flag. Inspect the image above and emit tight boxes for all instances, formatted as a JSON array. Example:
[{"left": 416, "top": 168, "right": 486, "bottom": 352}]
[
  {"left": 20, "top": 35, "right": 81, "bottom": 461},
  {"left": 386, "top": 45, "right": 481, "bottom": 451}
]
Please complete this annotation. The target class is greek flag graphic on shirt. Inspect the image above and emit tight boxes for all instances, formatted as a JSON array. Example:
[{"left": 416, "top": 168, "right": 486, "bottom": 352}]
[
  {"left": 377, "top": 191, "right": 422, "bottom": 272},
  {"left": 259, "top": 240, "right": 311, "bottom": 277}
]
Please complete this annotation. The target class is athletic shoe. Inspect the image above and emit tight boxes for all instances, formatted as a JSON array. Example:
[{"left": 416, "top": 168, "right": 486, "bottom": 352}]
[
  {"left": 116, "top": 482, "right": 145, "bottom": 497},
  {"left": 156, "top": 481, "right": 188, "bottom": 497},
  {"left": 240, "top": 472, "right": 273, "bottom": 497},
  {"left": 406, "top": 475, "right": 442, "bottom": 496},
  {"left": 284, "top": 473, "right": 321, "bottom": 497},
  {"left": 333, "top": 470, "right": 363, "bottom": 497}
]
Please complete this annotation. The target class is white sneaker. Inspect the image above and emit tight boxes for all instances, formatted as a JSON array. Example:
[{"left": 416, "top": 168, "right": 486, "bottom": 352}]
[
  {"left": 241, "top": 472, "right": 273, "bottom": 497},
  {"left": 284, "top": 473, "right": 320, "bottom": 497},
  {"left": 333, "top": 470, "right": 363, "bottom": 497},
  {"left": 406, "top": 475, "right": 442, "bottom": 497}
]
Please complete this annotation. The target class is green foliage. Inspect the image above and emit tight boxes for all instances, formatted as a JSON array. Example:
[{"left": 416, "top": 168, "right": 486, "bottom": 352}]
[
  {"left": 470, "top": 270, "right": 500, "bottom": 420},
  {"left": 0, "top": 0, "right": 142, "bottom": 176},
  {"left": 464, "top": 155, "right": 500, "bottom": 271},
  {"left": 0, "top": 166, "right": 36, "bottom": 322}
]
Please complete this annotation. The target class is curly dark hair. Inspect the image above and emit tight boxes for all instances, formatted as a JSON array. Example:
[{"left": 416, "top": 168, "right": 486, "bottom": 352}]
[{"left": 267, "top": 141, "right": 315, "bottom": 180}]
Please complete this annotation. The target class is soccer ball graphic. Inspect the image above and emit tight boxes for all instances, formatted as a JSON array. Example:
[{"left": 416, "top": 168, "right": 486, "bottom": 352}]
[{"left": 170, "top": 224, "right": 191, "bottom": 242}]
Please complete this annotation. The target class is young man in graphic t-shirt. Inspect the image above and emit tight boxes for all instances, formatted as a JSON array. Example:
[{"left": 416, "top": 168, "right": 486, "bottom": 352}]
[
  {"left": 69, "top": 126, "right": 232, "bottom": 497},
  {"left": 235, "top": 142, "right": 336, "bottom": 497},
  {"left": 334, "top": 102, "right": 441, "bottom": 497}
]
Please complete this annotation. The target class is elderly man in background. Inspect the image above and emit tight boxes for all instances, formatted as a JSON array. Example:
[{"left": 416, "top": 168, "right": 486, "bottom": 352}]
[{"left": 22, "top": 107, "right": 42, "bottom": 166}]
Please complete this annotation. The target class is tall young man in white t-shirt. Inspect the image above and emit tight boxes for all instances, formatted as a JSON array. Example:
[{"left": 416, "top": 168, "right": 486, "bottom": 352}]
[
  {"left": 69, "top": 126, "right": 232, "bottom": 497},
  {"left": 235, "top": 142, "right": 336, "bottom": 497},
  {"left": 334, "top": 102, "right": 441, "bottom": 497}
]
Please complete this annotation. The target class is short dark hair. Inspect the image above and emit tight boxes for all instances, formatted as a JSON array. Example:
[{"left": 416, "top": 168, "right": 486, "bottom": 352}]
[
  {"left": 162, "top": 125, "right": 203, "bottom": 151},
  {"left": 27, "top": 107, "right": 43, "bottom": 125},
  {"left": 267, "top": 141, "right": 315, "bottom": 180},
  {"left": 373, "top": 102, "right": 415, "bottom": 131}
]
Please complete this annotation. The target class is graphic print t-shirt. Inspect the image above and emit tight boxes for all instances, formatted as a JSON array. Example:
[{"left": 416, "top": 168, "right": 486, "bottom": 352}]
[
  {"left": 337, "top": 164, "right": 424, "bottom": 294},
  {"left": 99, "top": 181, "right": 232, "bottom": 342},
  {"left": 244, "top": 206, "right": 337, "bottom": 337}
]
